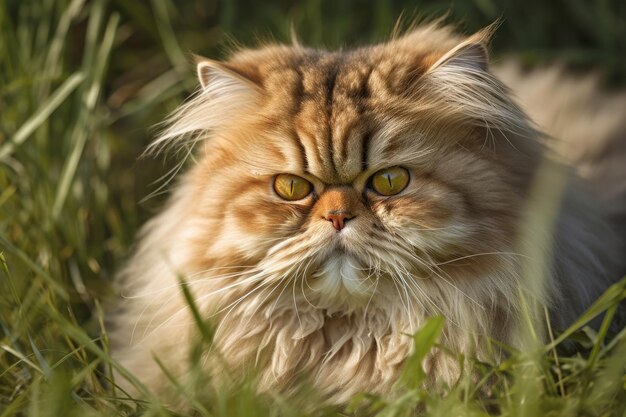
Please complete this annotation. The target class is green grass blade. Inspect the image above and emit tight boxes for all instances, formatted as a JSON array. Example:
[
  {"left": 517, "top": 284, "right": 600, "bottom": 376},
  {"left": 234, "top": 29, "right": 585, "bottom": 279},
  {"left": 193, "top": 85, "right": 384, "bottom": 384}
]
[
  {"left": 150, "top": 0, "right": 188, "bottom": 71},
  {"left": 0, "top": 236, "right": 69, "bottom": 299},
  {"left": 398, "top": 315, "right": 445, "bottom": 389},
  {"left": 0, "top": 72, "right": 84, "bottom": 161},
  {"left": 544, "top": 276, "right": 626, "bottom": 351},
  {"left": 52, "top": 13, "right": 120, "bottom": 219}
]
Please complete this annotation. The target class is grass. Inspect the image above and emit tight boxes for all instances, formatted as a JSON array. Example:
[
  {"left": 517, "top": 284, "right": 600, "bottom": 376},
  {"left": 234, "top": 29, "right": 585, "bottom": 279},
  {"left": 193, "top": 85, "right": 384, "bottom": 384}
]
[{"left": 1, "top": 0, "right": 625, "bottom": 415}]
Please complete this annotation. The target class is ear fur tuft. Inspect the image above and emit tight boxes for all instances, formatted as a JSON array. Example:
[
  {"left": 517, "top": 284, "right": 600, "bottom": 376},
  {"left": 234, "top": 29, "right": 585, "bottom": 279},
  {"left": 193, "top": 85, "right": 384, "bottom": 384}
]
[
  {"left": 195, "top": 59, "right": 262, "bottom": 94},
  {"left": 429, "top": 23, "right": 498, "bottom": 72}
]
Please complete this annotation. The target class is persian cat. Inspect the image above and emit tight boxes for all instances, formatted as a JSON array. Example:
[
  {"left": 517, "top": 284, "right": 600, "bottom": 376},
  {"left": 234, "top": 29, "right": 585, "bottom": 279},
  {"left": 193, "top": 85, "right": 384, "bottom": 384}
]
[{"left": 107, "top": 23, "right": 626, "bottom": 406}]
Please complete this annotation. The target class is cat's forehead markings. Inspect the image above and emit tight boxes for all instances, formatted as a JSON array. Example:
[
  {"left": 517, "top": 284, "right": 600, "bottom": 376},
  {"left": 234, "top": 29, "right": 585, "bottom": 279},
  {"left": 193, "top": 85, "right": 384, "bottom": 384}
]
[{"left": 283, "top": 52, "right": 374, "bottom": 184}]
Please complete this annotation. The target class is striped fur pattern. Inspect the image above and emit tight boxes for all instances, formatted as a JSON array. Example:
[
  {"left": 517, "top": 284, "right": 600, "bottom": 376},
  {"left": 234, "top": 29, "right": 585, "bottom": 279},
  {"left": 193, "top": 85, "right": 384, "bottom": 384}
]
[{"left": 107, "top": 24, "right": 625, "bottom": 407}]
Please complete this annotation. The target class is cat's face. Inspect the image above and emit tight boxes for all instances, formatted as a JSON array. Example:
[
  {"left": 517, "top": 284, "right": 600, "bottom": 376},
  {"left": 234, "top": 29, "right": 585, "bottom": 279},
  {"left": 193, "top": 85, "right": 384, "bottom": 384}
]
[{"left": 164, "top": 26, "right": 536, "bottom": 318}]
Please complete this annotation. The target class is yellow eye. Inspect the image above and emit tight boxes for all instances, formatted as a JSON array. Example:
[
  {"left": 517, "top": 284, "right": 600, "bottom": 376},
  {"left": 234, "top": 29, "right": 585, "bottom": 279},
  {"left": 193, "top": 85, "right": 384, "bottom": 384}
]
[
  {"left": 371, "top": 166, "right": 410, "bottom": 196},
  {"left": 273, "top": 174, "right": 313, "bottom": 201}
]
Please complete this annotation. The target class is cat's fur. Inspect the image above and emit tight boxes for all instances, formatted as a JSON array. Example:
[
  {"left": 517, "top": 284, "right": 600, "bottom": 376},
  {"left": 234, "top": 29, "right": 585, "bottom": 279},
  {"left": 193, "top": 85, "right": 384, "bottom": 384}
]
[{"left": 107, "top": 24, "right": 626, "bottom": 406}]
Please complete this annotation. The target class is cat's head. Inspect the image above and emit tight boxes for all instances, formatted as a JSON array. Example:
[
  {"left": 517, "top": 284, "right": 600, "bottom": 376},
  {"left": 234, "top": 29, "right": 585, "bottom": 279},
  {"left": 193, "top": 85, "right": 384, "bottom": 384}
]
[{"left": 156, "top": 24, "right": 540, "bottom": 320}]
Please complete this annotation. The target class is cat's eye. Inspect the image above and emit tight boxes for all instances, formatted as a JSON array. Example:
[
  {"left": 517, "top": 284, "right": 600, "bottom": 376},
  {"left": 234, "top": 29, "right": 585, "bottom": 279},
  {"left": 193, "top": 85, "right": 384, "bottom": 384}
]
[
  {"left": 273, "top": 174, "right": 313, "bottom": 201},
  {"left": 370, "top": 166, "right": 410, "bottom": 196}
]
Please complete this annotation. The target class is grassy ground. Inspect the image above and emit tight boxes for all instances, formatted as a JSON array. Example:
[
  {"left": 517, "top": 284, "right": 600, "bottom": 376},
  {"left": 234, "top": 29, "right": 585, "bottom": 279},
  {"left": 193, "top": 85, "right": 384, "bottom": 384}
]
[{"left": 1, "top": 0, "right": 625, "bottom": 415}]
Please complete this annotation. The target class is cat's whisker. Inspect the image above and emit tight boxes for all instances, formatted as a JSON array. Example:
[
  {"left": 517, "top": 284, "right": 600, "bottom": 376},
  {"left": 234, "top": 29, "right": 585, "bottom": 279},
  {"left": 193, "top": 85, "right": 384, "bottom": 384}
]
[
  {"left": 136, "top": 267, "right": 265, "bottom": 338},
  {"left": 390, "top": 274, "right": 417, "bottom": 331},
  {"left": 137, "top": 274, "right": 207, "bottom": 339},
  {"left": 394, "top": 264, "right": 446, "bottom": 326},
  {"left": 364, "top": 231, "right": 486, "bottom": 324},
  {"left": 292, "top": 279, "right": 303, "bottom": 331},
  {"left": 214, "top": 280, "right": 278, "bottom": 340},
  {"left": 413, "top": 258, "right": 486, "bottom": 314},
  {"left": 408, "top": 227, "right": 450, "bottom": 232},
  {"left": 211, "top": 266, "right": 303, "bottom": 340},
  {"left": 299, "top": 257, "right": 319, "bottom": 309},
  {"left": 124, "top": 268, "right": 256, "bottom": 299},
  {"left": 432, "top": 251, "right": 530, "bottom": 266},
  {"left": 187, "top": 264, "right": 258, "bottom": 274},
  {"left": 130, "top": 294, "right": 165, "bottom": 344},
  {"left": 266, "top": 276, "right": 295, "bottom": 323},
  {"left": 391, "top": 261, "right": 433, "bottom": 325},
  {"left": 383, "top": 233, "right": 488, "bottom": 311},
  {"left": 211, "top": 234, "right": 287, "bottom": 245},
  {"left": 142, "top": 271, "right": 269, "bottom": 341},
  {"left": 362, "top": 257, "right": 381, "bottom": 318},
  {"left": 289, "top": 256, "right": 316, "bottom": 330},
  {"left": 383, "top": 261, "right": 416, "bottom": 329},
  {"left": 232, "top": 254, "right": 314, "bottom": 334},
  {"left": 210, "top": 273, "right": 273, "bottom": 317}
]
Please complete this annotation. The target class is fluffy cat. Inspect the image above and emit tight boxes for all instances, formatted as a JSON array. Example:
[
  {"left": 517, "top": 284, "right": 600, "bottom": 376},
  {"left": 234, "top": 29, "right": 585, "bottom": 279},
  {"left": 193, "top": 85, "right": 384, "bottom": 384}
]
[{"left": 107, "top": 23, "right": 626, "bottom": 407}]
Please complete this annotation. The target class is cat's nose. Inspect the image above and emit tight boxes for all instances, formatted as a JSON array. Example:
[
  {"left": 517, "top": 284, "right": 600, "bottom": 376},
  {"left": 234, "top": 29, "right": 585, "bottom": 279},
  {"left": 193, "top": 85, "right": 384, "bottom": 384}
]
[{"left": 324, "top": 210, "right": 354, "bottom": 231}]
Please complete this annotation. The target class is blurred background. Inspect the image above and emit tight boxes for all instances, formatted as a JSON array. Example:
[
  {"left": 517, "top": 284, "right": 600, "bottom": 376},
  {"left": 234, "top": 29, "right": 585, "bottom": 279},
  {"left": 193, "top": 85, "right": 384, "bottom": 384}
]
[{"left": 0, "top": 0, "right": 625, "bottom": 413}]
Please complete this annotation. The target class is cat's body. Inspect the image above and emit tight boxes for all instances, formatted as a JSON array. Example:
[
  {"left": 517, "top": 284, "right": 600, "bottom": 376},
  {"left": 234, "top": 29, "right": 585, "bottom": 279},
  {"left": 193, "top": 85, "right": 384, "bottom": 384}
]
[{"left": 107, "top": 24, "right": 626, "bottom": 407}]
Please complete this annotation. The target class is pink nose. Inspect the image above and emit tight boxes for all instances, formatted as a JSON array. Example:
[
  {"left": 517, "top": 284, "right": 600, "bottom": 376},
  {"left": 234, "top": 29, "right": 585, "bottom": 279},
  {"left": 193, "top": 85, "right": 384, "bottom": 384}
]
[{"left": 324, "top": 211, "right": 354, "bottom": 231}]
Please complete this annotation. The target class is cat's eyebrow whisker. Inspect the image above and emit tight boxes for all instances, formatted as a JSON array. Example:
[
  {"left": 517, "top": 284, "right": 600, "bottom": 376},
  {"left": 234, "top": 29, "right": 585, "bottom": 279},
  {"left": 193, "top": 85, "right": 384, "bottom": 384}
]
[{"left": 395, "top": 147, "right": 438, "bottom": 161}]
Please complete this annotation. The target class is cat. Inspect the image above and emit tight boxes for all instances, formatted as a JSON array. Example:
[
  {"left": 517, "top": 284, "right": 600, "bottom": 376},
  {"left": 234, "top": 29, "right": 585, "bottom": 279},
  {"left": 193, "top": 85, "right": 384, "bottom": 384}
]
[{"left": 106, "top": 22, "right": 626, "bottom": 408}]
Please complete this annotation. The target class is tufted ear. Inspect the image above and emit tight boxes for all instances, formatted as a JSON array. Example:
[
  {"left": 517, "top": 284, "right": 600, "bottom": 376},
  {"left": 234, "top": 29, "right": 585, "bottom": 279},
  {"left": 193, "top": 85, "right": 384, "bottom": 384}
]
[
  {"left": 148, "top": 58, "right": 263, "bottom": 153},
  {"left": 417, "top": 24, "right": 534, "bottom": 138},
  {"left": 195, "top": 58, "right": 262, "bottom": 96},
  {"left": 428, "top": 28, "right": 493, "bottom": 73}
]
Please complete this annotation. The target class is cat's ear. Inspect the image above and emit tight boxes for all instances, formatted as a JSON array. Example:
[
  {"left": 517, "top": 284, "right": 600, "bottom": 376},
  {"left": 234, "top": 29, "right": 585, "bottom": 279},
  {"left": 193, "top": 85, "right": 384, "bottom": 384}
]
[
  {"left": 148, "top": 58, "right": 263, "bottom": 153},
  {"left": 195, "top": 57, "right": 262, "bottom": 96},
  {"left": 418, "top": 24, "right": 533, "bottom": 138},
  {"left": 428, "top": 27, "right": 493, "bottom": 73}
]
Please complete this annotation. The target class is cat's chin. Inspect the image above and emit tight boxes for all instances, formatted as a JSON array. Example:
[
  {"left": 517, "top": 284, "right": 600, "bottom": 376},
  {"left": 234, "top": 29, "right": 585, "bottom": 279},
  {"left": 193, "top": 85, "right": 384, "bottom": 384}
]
[{"left": 305, "top": 253, "right": 375, "bottom": 311}]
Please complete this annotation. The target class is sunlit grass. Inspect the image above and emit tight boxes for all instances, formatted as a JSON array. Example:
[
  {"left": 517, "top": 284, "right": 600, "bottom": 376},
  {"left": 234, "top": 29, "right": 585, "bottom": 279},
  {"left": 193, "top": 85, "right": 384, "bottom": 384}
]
[{"left": 1, "top": 1, "right": 625, "bottom": 415}]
